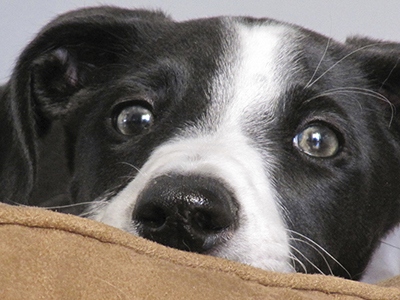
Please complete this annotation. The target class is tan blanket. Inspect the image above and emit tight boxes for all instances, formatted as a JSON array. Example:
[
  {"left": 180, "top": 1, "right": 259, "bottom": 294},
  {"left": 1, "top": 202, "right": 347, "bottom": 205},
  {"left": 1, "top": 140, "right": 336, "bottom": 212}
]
[{"left": 0, "top": 203, "right": 399, "bottom": 299}]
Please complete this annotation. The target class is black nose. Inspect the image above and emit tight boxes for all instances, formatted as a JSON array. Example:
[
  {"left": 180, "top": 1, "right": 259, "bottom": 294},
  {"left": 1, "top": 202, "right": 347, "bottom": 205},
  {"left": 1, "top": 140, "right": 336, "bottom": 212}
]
[{"left": 132, "top": 174, "right": 239, "bottom": 253}]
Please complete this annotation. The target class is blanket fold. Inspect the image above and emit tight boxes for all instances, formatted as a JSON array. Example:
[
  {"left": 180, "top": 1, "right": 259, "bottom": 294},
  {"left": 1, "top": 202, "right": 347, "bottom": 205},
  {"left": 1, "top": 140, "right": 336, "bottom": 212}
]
[{"left": 0, "top": 203, "right": 399, "bottom": 299}]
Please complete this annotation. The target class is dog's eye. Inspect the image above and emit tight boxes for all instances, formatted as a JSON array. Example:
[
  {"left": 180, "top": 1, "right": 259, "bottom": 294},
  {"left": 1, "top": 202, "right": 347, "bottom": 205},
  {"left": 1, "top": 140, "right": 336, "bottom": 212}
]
[
  {"left": 293, "top": 124, "right": 340, "bottom": 158},
  {"left": 114, "top": 104, "right": 154, "bottom": 136}
]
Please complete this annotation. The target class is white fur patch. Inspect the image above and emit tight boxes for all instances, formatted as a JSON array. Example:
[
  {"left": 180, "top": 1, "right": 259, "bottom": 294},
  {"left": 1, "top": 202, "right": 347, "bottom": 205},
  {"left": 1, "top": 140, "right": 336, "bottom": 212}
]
[
  {"left": 88, "top": 20, "right": 294, "bottom": 273},
  {"left": 361, "top": 226, "right": 400, "bottom": 283}
]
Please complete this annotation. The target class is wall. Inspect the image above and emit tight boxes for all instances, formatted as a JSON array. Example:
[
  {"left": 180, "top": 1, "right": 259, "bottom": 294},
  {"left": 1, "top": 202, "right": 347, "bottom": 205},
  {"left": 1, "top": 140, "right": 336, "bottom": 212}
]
[{"left": 1, "top": 0, "right": 400, "bottom": 83}]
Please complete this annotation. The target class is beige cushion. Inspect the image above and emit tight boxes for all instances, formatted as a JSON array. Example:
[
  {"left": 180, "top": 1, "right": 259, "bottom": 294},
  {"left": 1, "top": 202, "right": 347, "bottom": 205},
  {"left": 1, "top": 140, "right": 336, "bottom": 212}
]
[{"left": 0, "top": 203, "right": 399, "bottom": 299}]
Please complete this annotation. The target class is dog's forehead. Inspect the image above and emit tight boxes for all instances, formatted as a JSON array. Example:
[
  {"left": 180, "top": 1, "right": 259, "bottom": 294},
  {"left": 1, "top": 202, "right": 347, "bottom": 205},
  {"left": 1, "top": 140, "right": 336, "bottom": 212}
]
[
  {"left": 222, "top": 19, "right": 296, "bottom": 107},
  {"left": 174, "top": 18, "right": 300, "bottom": 134}
]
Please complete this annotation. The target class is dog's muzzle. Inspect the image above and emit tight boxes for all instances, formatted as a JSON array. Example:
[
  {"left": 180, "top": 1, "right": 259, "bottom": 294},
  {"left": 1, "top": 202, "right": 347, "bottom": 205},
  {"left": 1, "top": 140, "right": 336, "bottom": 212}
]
[{"left": 132, "top": 174, "right": 240, "bottom": 253}]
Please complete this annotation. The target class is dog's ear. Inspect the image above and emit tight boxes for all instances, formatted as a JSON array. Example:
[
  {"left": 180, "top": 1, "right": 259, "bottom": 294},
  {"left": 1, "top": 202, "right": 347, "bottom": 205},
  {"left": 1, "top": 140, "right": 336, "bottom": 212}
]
[
  {"left": 13, "top": 7, "right": 169, "bottom": 130},
  {"left": 346, "top": 36, "right": 400, "bottom": 107}
]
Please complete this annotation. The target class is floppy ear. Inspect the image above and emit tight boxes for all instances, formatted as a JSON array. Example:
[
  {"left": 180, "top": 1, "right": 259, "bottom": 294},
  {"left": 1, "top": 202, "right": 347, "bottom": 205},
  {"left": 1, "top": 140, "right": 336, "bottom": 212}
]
[
  {"left": 1, "top": 7, "right": 169, "bottom": 205},
  {"left": 13, "top": 6, "right": 169, "bottom": 133},
  {"left": 346, "top": 36, "right": 400, "bottom": 108}
]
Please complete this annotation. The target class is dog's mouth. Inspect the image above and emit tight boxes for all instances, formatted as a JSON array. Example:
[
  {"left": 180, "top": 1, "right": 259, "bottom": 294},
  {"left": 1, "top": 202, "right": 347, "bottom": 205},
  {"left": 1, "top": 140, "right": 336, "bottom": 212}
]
[{"left": 132, "top": 174, "right": 240, "bottom": 253}]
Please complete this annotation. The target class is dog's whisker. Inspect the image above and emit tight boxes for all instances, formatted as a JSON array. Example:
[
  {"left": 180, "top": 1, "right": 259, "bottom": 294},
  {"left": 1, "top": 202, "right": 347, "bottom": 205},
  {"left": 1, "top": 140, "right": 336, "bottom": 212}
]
[
  {"left": 80, "top": 188, "right": 124, "bottom": 219},
  {"left": 116, "top": 161, "right": 148, "bottom": 183},
  {"left": 306, "top": 87, "right": 393, "bottom": 106},
  {"left": 380, "top": 58, "right": 400, "bottom": 90},
  {"left": 41, "top": 201, "right": 95, "bottom": 210},
  {"left": 288, "top": 230, "right": 352, "bottom": 279},
  {"left": 117, "top": 161, "right": 145, "bottom": 175},
  {"left": 119, "top": 175, "right": 137, "bottom": 181},
  {"left": 288, "top": 245, "right": 326, "bottom": 276},
  {"left": 182, "top": 239, "right": 192, "bottom": 252},
  {"left": 290, "top": 237, "right": 334, "bottom": 276},
  {"left": 277, "top": 204, "right": 293, "bottom": 228},
  {"left": 79, "top": 199, "right": 109, "bottom": 218},
  {"left": 380, "top": 240, "right": 400, "bottom": 251},
  {"left": 288, "top": 252, "right": 308, "bottom": 274},
  {"left": 305, "top": 37, "right": 332, "bottom": 89},
  {"left": 304, "top": 86, "right": 396, "bottom": 126},
  {"left": 306, "top": 42, "right": 391, "bottom": 88}
]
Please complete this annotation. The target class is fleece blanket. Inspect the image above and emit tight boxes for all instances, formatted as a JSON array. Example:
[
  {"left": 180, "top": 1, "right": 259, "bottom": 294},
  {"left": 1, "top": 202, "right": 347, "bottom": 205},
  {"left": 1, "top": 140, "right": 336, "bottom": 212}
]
[{"left": 0, "top": 203, "right": 399, "bottom": 299}]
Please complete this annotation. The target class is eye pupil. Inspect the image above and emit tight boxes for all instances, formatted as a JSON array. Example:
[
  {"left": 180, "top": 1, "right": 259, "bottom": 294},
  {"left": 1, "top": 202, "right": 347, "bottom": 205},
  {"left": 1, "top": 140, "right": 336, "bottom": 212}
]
[
  {"left": 294, "top": 125, "right": 340, "bottom": 158},
  {"left": 115, "top": 105, "right": 153, "bottom": 136}
]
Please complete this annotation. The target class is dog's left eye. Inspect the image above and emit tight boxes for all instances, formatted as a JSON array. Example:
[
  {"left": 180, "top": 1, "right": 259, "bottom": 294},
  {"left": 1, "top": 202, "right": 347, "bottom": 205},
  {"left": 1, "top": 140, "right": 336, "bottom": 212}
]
[
  {"left": 113, "top": 104, "right": 154, "bottom": 136},
  {"left": 293, "top": 124, "right": 340, "bottom": 158}
]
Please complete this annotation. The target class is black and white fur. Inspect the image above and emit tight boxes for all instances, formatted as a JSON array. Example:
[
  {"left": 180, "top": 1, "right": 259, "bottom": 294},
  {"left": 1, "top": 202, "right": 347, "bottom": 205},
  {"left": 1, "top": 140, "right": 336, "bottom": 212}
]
[{"left": 3, "top": 6, "right": 400, "bottom": 282}]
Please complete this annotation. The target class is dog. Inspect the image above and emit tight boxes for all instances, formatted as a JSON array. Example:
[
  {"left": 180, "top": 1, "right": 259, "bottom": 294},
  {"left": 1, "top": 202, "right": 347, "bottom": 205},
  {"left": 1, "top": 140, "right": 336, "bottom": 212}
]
[{"left": 3, "top": 6, "right": 400, "bottom": 282}]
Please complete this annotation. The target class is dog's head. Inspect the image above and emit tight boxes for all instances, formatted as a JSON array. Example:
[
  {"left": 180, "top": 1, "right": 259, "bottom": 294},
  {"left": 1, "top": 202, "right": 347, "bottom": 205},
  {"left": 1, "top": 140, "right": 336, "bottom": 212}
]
[{"left": 14, "top": 7, "right": 400, "bottom": 280}]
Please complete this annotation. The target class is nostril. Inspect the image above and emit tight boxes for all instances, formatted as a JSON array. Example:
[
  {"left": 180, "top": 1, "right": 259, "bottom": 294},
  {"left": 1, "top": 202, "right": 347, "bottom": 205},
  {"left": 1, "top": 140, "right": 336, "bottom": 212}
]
[
  {"left": 192, "top": 209, "right": 232, "bottom": 232},
  {"left": 193, "top": 210, "right": 214, "bottom": 231},
  {"left": 135, "top": 205, "right": 167, "bottom": 230}
]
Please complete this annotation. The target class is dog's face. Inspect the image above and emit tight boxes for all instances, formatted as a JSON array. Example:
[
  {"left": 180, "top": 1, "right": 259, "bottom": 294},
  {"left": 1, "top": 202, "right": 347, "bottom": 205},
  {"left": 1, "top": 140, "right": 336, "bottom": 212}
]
[{"left": 8, "top": 7, "right": 400, "bottom": 280}]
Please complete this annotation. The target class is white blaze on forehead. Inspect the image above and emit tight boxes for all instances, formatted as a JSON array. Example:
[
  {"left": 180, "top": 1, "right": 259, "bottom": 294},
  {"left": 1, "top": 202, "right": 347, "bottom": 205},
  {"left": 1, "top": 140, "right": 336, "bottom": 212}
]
[
  {"left": 192, "top": 20, "right": 291, "bottom": 136},
  {"left": 234, "top": 23, "right": 284, "bottom": 104},
  {"left": 216, "top": 21, "right": 289, "bottom": 130},
  {"left": 89, "top": 20, "right": 294, "bottom": 273}
]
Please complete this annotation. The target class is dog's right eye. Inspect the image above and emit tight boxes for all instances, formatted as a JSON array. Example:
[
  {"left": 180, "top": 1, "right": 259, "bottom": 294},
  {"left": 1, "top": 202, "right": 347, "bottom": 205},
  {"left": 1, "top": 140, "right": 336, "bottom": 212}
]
[{"left": 113, "top": 103, "right": 154, "bottom": 136}]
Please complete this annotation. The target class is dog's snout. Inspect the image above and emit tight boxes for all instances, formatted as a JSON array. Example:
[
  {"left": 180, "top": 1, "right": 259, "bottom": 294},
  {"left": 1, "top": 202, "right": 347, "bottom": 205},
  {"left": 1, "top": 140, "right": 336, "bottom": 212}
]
[{"left": 133, "top": 174, "right": 239, "bottom": 253}]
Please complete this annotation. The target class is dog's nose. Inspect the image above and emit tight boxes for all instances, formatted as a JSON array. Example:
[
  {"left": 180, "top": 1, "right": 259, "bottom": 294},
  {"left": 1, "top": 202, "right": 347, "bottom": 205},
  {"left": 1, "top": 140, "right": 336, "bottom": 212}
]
[{"left": 132, "top": 174, "right": 239, "bottom": 253}]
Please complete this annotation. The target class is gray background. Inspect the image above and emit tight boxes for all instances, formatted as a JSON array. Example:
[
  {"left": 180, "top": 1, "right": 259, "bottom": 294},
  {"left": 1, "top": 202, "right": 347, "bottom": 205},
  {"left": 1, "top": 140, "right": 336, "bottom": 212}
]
[{"left": 2, "top": 0, "right": 400, "bottom": 83}]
